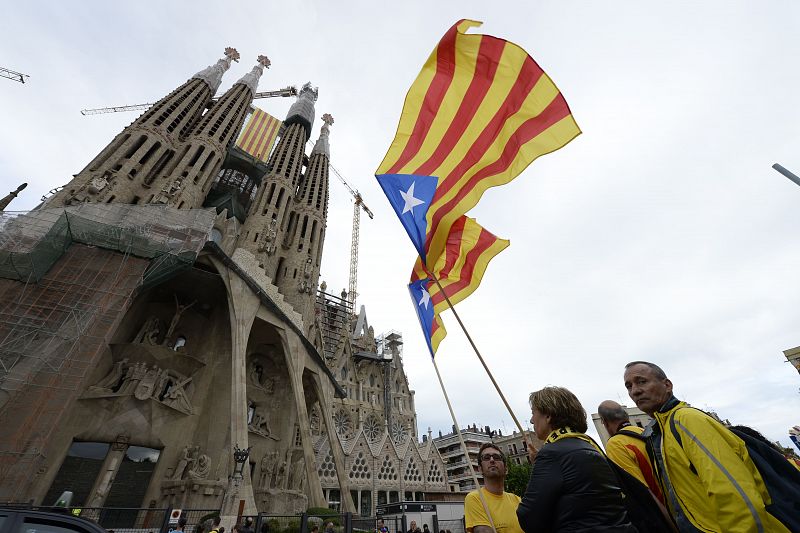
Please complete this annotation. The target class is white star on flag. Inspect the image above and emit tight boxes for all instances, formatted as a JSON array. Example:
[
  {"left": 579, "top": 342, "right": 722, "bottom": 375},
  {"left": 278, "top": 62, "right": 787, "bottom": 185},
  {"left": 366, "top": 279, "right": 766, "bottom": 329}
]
[
  {"left": 400, "top": 182, "right": 425, "bottom": 215},
  {"left": 418, "top": 287, "right": 431, "bottom": 309}
]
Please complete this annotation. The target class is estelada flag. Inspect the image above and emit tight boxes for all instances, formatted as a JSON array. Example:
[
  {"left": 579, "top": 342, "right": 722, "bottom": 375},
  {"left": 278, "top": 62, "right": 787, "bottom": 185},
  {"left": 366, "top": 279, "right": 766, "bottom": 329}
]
[
  {"left": 409, "top": 216, "right": 509, "bottom": 356},
  {"left": 236, "top": 108, "right": 282, "bottom": 162},
  {"left": 376, "top": 20, "right": 580, "bottom": 267}
]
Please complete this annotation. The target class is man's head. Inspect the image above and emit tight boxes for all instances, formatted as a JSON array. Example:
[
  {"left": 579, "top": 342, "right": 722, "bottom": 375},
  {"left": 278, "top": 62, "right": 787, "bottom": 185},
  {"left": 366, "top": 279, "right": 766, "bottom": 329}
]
[
  {"left": 623, "top": 361, "right": 673, "bottom": 416},
  {"left": 410, "top": 522, "right": 417, "bottom": 530},
  {"left": 325, "top": 523, "right": 334, "bottom": 531},
  {"left": 377, "top": 521, "right": 384, "bottom": 528},
  {"left": 597, "top": 400, "right": 630, "bottom": 436},
  {"left": 423, "top": 526, "right": 429, "bottom": 532},
  {"left": 477, "top": 442, "right": 506, "bottom": 479},
  {"left": 311, "top": 526, "right": 319, "bottom": 533}
]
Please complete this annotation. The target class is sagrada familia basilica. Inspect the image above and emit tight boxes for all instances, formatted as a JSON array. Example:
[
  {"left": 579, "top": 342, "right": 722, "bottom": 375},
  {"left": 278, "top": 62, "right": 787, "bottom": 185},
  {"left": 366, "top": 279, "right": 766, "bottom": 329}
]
[{"left": 0, "top": 47, "right": 448, "bottom": 516}]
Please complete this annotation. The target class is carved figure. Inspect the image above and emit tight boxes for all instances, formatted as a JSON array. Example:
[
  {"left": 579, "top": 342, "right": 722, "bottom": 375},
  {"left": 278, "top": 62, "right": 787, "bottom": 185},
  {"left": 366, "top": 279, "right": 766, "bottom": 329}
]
[
  {"left": 188, "top": 453, "right": 211, "bottom": 480},
  {"left": 153, "top": 177, "right": 183, "bottom": 205},
  {"left": 162, "top": 295, "right": 196, "bottom": 346},
  {"left": 172, "top": 445, "right": 200, "bottom": 480},
  {"left": 134, "top": 365, "right": 160, "bottom": 400},
  {"left": 291, "top": 458, "right": 306, "bottom": 491},
  {"left": 259, "top": 451, "right": 278, "bottom": 489},
  {"left": 257, "top": 218, "right": 279, "bottom": 254},
  {"left": 88, "top": 174, "right": 109, "bottom": 195},
  {"left": 249, "top": 360, "right": 265, "bottom": 390},
  {"left": 163, "top": 376, "right": 193, "bottom": 414},
  {"left": 248, "top": 407, "right": 272, "bottom": 437},
  {"left": 89, "top": 358, "right": 129, "bottom": 392},
  {"left": 133, "top": 316, "right": 161, "bottom": 344},
  {"left": 264, "top": 377, "right": 275, "bottom": 395},
  {"left": 276, "top": 455, "right": 289, "bottom": 490},
  {"left": 303, "top": 258, "right": 312, "bottom": 278}
]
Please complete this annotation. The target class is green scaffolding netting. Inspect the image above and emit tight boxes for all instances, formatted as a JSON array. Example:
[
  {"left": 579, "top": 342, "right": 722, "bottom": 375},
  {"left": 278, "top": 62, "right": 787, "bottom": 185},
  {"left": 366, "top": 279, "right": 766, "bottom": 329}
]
[{"left": 0, "top": 204, "right": 216, "bottom": 283}]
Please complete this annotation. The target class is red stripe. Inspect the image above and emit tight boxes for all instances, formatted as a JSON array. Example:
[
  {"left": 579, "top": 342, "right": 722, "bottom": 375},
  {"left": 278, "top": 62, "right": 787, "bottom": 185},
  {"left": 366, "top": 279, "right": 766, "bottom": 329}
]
[
  {"left": 624, "top": 444, "right": 665, "bottom": 504},
  {"left": 245, "top": 112, "right": 268, "bottom": 153},
  {"left": 434, "top": 55, "right": 545, "bottom": 196},
  {"left": 438, "top": 216, "right": 468, "bottom": 278},
  {"left": 259, "top": 117, "right": 280, "bottom": 158},
  {"left": 431, "top": 227, "right": 496, "bottom": 306},
  {"left": 386, "top": 22, "right": 459, "bottom": 174},
  {"left": 414, "top": 36, "right": 506, "bottom": 177},
  {"left": 427, "top": 91, "right": 571, "bottom": 251}
]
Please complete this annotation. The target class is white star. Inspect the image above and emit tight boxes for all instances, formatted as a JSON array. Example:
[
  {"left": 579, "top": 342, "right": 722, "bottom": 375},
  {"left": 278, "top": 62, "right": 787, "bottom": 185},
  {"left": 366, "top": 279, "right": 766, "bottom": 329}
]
[
  {"left": 418, "top": 287, "right": 431, "bottom": 309},
  {"left": 400, "top": 182, "right": 425, "bottom": 215}
]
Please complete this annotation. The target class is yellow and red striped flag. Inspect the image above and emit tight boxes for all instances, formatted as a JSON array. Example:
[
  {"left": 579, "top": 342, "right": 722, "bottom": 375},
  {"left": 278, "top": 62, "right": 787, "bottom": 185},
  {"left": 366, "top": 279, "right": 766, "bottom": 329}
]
[
  {"left": 235, "top": 108, "right": 282, "bottom": 162},
  {"left": 408, "top": 216, "right": 509, "bottom": 356},
  {"left": 376, "top": 19, "right": 580, "bottom": 270}
]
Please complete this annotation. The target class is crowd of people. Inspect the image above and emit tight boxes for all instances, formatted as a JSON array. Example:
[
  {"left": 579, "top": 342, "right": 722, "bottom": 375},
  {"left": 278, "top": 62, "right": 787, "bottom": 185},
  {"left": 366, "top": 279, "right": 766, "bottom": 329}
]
[{"left": 464, "top": 361, "right": 800, "bottom": 533}]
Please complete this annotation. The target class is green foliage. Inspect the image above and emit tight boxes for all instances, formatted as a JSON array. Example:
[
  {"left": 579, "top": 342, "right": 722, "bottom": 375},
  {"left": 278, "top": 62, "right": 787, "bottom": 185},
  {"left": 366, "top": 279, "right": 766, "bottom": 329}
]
[
  {"left": 284, "top": 520, "right": 300, "bottom": 533},
  {"left": 306, "top": 508, "right": 340, "bottom": 527},
  {"left": 266, "top": 519, "right": 281, "bottom": 533},
  {"left": 504, "top": 461, "right": 532, "bottom": 496}
]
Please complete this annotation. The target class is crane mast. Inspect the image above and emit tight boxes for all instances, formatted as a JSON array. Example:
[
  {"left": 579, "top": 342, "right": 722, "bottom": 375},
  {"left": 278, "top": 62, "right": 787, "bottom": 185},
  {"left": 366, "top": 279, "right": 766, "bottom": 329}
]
[
  {"left": 329, "top": 162, "right": 373, "bottom": 310},
  {"left": 0, "top": 67, "right": 29, "bottom": 84}
]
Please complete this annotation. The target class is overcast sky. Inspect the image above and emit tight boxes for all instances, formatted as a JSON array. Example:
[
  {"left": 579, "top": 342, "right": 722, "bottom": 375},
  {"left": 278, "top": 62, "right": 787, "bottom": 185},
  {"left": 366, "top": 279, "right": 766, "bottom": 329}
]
[{"left": 2, "top": 1, "right": 799, "bottom": 447}]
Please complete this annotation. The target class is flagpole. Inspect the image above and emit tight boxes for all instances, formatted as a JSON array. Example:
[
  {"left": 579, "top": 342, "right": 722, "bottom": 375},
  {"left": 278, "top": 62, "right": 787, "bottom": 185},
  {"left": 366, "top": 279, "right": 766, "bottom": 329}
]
[
  {"left": 431, "top": 356, "right": 498, "bottom": 533},
  {"left": 429, "top": 274, "right": 529, "bottom": 439}
]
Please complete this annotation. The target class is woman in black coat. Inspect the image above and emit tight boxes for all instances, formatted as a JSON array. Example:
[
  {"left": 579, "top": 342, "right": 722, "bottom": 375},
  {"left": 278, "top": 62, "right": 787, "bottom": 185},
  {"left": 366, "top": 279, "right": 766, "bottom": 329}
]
[{"left": 516, "top": 386, "right": 637, "bottom": 533}]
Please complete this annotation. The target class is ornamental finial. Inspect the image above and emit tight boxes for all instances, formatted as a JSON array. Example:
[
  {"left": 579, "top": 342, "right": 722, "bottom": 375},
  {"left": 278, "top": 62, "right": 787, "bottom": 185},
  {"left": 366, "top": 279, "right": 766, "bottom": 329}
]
[
  {"left": 257, "top": 55, "right": 271, "bottom": 69},
  {"left": 224, "top": 47, "right": 240, "bottom": 63},
  {"left": 322, "top": 113, "right": 334, "bottom": 127}
]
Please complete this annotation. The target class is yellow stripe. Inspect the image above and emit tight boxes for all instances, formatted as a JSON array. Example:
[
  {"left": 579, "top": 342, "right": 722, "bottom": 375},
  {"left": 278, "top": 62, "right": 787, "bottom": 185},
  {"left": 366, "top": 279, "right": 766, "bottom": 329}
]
[
  {"left": 376, "top": 46, "right": 440, "bottom": 174},
  {"left": 431, "top": 315, "right": 447, "bottom": 354},
  {"left": 394, "top": 29, "right": 483, "bottom": 175}
]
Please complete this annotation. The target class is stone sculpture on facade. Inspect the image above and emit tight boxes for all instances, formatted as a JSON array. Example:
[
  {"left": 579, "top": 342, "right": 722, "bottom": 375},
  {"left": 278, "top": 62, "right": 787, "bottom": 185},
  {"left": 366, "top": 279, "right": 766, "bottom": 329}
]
[
  {"left": 133, "top": 316, "right": 161, "bottom": 344},
  {"left": 257, "top": 218, "right": 278, "bottom": 255},
  {"left": 172, "top": 445, "right": 201, "bottom": 480},
  {"left": 163, "top": 296, "right": 196, "bottom": 346},
  {"left": 88, "top": 358, "right": 129, "bottom": 393},
  {"left": 289, "top": 457, "right": 305, "bottom": 492},
  {"left": 258, "top": 451, "right": 278, "bottom": 489},
  {"left": 248, "top": 405, "right": 276, "bottom": 439},
  {"left": 187, "top": 453, "right": 211, "bottom": 480},
  {"left": 152, "top": 177, "right": 184, "bottom": 205}
]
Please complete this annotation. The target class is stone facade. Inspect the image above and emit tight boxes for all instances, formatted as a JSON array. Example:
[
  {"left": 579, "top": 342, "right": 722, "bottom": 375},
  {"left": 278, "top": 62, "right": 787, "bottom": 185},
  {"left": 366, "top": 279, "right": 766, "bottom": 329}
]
[{"left": 0, "top": 49, "right": 446, "bottom": 518}]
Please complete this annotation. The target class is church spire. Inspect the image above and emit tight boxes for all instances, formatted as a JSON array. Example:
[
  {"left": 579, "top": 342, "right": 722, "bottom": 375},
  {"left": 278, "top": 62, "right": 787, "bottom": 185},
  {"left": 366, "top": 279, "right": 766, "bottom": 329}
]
[
  {"left": 235, "top": 55, "right": 270, "bottom": 93},
  {"left": 311, "top": 113, "right": 334, "bottom": 157},
  {"left": 192, "top": 47, "right": 240, "bottom": 94}
]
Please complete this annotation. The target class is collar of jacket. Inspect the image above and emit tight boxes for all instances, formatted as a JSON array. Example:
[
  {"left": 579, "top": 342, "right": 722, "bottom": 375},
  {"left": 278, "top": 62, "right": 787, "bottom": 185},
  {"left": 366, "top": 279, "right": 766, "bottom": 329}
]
[{"left": 657, "top": 395, "right": 681, "bottom": 415}]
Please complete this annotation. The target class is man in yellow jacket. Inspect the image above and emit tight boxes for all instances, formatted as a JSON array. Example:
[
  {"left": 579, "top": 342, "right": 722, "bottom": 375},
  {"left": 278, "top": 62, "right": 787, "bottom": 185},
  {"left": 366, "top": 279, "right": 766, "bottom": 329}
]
[
  {"left": 623, "top": 361, "right": 790, "bottom": 533},
  {"left": 597, "top": 399, "right": 664, "bottom": 504}
]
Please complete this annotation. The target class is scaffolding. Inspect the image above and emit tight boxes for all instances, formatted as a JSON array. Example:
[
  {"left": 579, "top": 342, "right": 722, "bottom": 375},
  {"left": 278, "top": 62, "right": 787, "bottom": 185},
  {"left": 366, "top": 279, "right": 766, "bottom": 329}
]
[
  {"left": 315, "top": 288, "right": 354, "bottom": 361},
  {"left": 0, "top": 204, "right": 215, "bottom": 501}
]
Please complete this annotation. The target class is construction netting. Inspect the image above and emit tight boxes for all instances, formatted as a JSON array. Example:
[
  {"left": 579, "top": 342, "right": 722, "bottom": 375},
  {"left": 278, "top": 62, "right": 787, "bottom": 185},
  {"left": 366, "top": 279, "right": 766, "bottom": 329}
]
[
  {"left": 0, "top": 203, "right": 215, "bottom": 501},
  {"left": 0, "top": 203, "right": 216, "bottom": 285}
]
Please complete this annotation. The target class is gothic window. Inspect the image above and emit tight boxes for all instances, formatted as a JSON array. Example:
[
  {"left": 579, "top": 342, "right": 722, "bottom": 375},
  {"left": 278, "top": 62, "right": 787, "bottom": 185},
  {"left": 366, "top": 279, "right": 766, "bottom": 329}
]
[
  {"left": 363, "top": 415, "right": 381, "bottom": 442},
  {"left": 404, "top": 456, "right": 421, "bottom": 483},
  {"left": 377, "top": 455, "right": 398, "bottom": 481},
  {"left": 319, "top": 451, "right": 336, "bottom": 479},
  {"left": 369, "top": 374, "right": 375, "bottom": 387},
  {"left": 333, "top": 409, "right": 353, "bottom": 439},
  {"left": 340, "top": 367, "right": 347, "bottom": 381},
  {"left": 294, "top": 425, "right": 302, "bottom": 447},
  {"left": 390, "top": 418, "right": 407, "bottom": 445},
  {"left": 426, "top": 461, "right": 443, "bottom": 484},
  {"left": 348, "top": 451, "right": 371, "bottom": 482}
]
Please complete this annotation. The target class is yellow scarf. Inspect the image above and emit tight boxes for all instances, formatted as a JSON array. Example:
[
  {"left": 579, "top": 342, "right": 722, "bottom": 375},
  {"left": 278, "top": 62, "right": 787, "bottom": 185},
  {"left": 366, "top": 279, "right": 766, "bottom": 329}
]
[{"left": 545, "top": 427, "right": 604, "bottom": 453}]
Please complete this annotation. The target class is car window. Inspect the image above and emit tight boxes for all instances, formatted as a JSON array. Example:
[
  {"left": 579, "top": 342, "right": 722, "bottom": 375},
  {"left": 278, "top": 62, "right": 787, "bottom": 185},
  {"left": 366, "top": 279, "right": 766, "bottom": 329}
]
[{"left": 21, "top": 519, "right": 91, "bottom": 533}]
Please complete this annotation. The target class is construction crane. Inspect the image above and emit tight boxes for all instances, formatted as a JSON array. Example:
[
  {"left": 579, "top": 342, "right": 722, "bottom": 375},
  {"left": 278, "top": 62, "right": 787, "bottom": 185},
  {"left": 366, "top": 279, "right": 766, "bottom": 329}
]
[
  {"left": 329, "top": 162, "right": 374, "bottom": 310},
  {"left": 80, "top": 86, "right": 297, "bottom": 115},
  {"left": 1, "top": 67, "right": 29, "bottom": 84}
]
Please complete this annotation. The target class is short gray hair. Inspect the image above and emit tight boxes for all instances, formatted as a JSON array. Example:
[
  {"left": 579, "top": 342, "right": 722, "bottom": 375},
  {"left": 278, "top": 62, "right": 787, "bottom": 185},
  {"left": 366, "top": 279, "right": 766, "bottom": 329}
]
[
  {"left": 598, "top": 403, "right": 629, "bottom": 423},
  {"left": 625, "top": 361, "right": 668, "bottom": 380}
]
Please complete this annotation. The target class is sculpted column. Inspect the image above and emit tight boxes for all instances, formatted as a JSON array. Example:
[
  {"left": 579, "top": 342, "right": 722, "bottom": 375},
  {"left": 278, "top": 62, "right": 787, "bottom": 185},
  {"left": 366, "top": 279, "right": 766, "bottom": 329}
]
[
  {"left": 86, "top": 436, "right": 129, "bottom": 507},
  {"left": 221, "top": 271, "right": 261, "bottom": 517}
]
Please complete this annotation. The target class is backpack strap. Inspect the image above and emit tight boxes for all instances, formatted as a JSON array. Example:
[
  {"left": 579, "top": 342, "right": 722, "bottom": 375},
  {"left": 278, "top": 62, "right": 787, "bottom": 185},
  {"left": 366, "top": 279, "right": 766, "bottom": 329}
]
[{"left": 617, "top": 427, "right": 647, "bottom": 440}]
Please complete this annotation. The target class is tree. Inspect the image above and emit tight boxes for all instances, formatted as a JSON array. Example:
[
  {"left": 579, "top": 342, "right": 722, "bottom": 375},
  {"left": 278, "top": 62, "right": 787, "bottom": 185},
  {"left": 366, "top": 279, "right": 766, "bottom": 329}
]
[{"left": 504, "top": 461, "right": 532, "bottom": 496}]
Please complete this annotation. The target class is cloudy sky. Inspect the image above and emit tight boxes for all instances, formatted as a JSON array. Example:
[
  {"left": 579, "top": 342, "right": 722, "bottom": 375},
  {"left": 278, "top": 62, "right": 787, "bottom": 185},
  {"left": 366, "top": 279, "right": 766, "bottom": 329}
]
[{"left": 2, "top": 1, "right": 800, "bottom": 447}]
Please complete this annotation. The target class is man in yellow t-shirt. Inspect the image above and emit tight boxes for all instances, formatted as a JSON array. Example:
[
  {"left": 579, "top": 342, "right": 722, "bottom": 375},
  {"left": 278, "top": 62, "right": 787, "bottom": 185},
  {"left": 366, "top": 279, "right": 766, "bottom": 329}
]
[{"left": 464, "top": 443, "right": 524, "bottom": 533}]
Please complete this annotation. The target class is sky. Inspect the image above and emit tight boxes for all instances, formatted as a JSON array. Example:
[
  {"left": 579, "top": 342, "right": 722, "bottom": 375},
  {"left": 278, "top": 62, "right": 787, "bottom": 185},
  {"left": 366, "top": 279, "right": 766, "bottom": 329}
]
[{"left": 2, "top": 1, "right": 800, "bottom": 448}]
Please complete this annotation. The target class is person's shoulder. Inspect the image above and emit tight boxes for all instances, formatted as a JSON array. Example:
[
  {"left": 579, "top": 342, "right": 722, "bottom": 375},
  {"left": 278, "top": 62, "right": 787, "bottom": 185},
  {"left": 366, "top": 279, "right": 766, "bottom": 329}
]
[{"left": 505, "top": 491, "right": 522, "bottom": 505}]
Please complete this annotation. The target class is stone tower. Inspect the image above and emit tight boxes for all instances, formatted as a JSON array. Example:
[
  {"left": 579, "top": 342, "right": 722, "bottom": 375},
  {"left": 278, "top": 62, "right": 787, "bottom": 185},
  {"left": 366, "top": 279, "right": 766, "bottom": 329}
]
[
  {"left": 164, "top": 55, "right": 271, "bottom": 210},
  {"left": 49, "top": 48, "right": 241, "bottom": 207},
  {"left": 277, "top": 113, "right": 332, "bottom": 326},
  {"left": 241, "top": 83, "right": 323, "bottom": 326}
]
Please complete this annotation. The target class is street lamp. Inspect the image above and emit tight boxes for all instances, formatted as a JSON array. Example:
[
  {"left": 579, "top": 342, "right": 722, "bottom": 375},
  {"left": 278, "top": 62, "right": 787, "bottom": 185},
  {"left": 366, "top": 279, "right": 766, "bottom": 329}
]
[{"left": 232, "top": 444, "right": 252, "bottom": 486}]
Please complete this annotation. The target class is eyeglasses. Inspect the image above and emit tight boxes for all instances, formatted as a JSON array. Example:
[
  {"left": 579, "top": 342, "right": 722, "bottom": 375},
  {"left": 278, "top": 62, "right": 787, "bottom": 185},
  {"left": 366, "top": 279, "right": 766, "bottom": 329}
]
[{"left": 480, "top": 453, "right": 504, "bottom": 462}]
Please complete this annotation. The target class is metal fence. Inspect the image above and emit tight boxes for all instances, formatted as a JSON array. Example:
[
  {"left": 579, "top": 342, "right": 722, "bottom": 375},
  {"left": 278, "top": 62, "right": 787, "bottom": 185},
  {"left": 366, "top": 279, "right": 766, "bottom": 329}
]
[{"left": 435, "top": 519, "right": 465, "bottom": 533}]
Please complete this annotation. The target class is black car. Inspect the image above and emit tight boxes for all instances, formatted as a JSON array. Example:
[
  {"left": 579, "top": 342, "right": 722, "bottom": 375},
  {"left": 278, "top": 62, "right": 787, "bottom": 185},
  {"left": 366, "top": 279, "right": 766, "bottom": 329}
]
[{"left": 0, "top": 509, "right": 108, "bottom": 533}]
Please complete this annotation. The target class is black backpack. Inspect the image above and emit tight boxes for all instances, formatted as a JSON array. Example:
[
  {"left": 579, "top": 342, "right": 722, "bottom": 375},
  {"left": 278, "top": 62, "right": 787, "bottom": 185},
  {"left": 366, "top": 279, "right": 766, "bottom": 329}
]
[
  {"left": 587, "top": 435, "right": 678, "bottom": 533},
  {"left": 667, "top": 408, "right": 800, "bottom": 532}
]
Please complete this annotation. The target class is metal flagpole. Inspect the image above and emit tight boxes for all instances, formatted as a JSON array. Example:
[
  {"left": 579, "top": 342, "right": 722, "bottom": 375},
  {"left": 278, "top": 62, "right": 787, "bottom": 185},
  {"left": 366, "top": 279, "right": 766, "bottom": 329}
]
[
  {"left": 430, "top": 356, "right": 498, "bottom": 533},
  {"left": 429, "top": 273, "right": 529, "bottom": 439}
]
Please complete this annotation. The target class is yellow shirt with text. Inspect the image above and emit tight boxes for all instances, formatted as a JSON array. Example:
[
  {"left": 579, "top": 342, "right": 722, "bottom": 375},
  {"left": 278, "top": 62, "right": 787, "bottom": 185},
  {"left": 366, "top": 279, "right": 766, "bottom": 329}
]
[{"left": 465, "top": 488, "right": 524, "bottom": 533}]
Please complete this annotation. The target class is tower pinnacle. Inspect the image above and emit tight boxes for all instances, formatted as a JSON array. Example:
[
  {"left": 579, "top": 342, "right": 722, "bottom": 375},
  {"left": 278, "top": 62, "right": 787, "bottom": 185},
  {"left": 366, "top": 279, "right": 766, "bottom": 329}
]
[
  {"left": 312, "top": 114, "right": 334, "bottom": 157},
  {"left": 235, "top": 55, "right": 270, "bottom": 93},
  {"left": 192, "top": 47, "right": 239, "bottom": 94}
]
